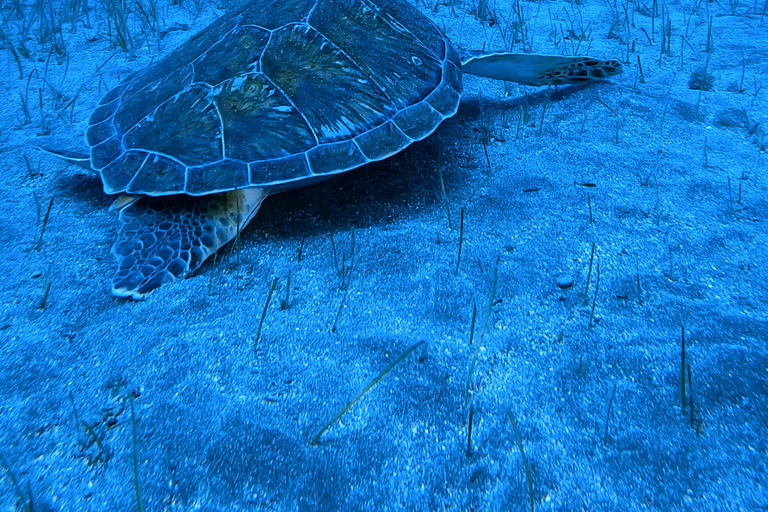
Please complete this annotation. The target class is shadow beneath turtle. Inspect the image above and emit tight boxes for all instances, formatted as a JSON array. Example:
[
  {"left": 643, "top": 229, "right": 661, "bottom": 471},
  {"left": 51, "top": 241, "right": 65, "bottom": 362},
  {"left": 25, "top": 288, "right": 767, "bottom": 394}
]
[
  {"left": 254, "top": 134, "right": 449, "bottom": 239},
  {"left": 459, "top": 80, "right": 611, "bottom": 118},
  {"left": 254, "top": 82, "right": 605, "bottom": 241},
  {"left": 52, "top": 166, "right": 113, "bottom": 210}
]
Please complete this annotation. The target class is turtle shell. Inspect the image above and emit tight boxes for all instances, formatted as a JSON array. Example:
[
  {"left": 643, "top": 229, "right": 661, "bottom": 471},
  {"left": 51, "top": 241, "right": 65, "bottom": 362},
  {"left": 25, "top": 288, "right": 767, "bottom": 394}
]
[{"left": 87, "top": 0, "right": 463, "bottom": 196}]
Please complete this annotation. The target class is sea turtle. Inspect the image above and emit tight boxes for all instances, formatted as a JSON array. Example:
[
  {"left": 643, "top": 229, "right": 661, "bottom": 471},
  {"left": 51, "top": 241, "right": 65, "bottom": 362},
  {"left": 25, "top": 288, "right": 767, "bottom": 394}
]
[{"left": 44, "top": 0, "right": 622, "bottom": 299}]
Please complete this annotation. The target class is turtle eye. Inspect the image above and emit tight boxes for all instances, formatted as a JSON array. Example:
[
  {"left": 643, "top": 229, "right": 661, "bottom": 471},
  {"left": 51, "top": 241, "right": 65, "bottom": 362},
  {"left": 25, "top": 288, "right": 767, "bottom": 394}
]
[{"left": 411, "top": 56, "right": 423, "bottom": 66}]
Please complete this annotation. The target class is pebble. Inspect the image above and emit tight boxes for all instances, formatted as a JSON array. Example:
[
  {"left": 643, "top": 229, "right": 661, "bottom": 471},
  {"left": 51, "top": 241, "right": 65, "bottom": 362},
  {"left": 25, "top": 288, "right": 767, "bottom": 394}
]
[
  {"left": 555, "top": 273, "right": 574, "bottom": 289},
  {"left": 31, "top": 270, "right": 43, "bottom": 278}
]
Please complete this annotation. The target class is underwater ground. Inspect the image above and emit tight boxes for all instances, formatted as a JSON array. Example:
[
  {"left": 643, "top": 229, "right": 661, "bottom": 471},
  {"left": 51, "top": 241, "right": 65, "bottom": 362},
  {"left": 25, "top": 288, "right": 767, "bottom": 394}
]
[{"left": 1, "top": 0, "right": 766, "bottom": 510}]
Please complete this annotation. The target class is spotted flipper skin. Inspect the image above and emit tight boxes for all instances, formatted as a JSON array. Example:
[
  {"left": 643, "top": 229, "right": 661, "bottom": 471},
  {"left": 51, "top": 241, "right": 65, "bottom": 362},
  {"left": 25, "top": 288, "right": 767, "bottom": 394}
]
[
  {"left": 111, "top": 188, "right": 265, "bottom": 298},
  {"left": 534, "top": 56, "right": 623, "bottom": 85},
  {"left": 461, "top": 54, "right": 623, "bottom": 86}
]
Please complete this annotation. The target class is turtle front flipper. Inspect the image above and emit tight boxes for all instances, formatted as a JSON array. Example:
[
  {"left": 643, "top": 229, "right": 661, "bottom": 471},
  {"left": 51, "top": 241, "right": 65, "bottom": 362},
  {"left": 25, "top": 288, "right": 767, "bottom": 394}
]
[
  {"left": 111, "top": 188, "right": 266, "bottom": 299},
  {"left": 461, "top": 54, "right": 623, "bottom": 86}
]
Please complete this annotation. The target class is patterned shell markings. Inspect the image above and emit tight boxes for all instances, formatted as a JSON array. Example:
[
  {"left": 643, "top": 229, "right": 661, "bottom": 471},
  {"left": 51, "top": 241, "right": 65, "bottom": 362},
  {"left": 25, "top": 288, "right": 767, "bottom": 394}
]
[{"left": 87, "top": 0, "right": 462, "bottom": 196}]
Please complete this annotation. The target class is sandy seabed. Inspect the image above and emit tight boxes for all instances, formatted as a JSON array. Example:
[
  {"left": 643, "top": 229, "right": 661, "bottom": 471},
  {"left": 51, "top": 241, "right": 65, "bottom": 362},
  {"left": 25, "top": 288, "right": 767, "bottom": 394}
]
[{"left": 0, "top": 0, "right": 766, "bottom": 510}]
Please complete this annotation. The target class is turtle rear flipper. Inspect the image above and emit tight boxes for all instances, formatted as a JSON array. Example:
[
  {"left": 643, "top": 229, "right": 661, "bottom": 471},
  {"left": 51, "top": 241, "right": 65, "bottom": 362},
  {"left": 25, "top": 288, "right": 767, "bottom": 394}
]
[
  {"left": 111, "top": 188, "right": 265, "bottom": 299},
  {"left": 35, "top": 146, "right": 92, "bottom": 170},
  {"left": 462, "top": 54, "right": 623, "bottom": 86}
]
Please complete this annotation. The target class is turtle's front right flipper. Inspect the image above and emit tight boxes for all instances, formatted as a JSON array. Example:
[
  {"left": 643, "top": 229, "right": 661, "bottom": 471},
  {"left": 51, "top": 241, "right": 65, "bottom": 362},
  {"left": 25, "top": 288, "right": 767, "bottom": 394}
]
[
  {"left": 461, "top": 54, "right": 623, "bottom": 86},
  {"left": 111, "top": 188, "right": 265, "bottom": 299}
]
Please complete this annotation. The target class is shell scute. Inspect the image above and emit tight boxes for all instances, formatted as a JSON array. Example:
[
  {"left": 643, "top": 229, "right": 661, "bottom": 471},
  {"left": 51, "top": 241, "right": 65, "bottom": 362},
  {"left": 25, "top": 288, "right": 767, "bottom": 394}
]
[
  {"left": 91, "top": 137, "right": 123, "bottom": 169},
  {"left": 87, "top": 120, "right": 114, "bottom": 147},
  {"left": 128, "top": 155, "right": 186, "bottom": 194},
  {"left": 123, "top": 85, "right": 222, "bottom": 167},
  {"left": 354, "top": 122, "right": 410, "bottom": 160},
  {"left": 248, "top": 154, "right": 311, "bottom": 185},
  {"left": 187, "top": 160, "right": 249, "bottom": 194},
  {"left": 193, "top": 26, "right": 270, "bottom": 85},
  {"left": 90, "top": 103, "right": 117, "bottom": 125},
  {"left": 310, "top": 0, "right": 442, "bottom": 109},
  {"left": 365, "top": 0, "right": 445, "bottom": 59},
  {"left": 426, "top": 80, "right": 461, "bottom": 117},
  {"left": 307, "top": 140, "right": 367, "bottom": 175},
  {"left": 235, "top": 0, "right": 316, "bottom": 29},
  {"left": 125, "top": 17, "right": 236, "bottom": 96},
  {"left": 112, "top": 66, "right": 195, "bottom": 141},
  {"left": 393, "top": 102, "right": 443, "bottom": 141},
  {"left": 101, "top": 151, "right": 148, "bottom": 194},
  {"left": 215, "top": 73, "right": 315, "bottom": 161},
  {"left": 261, "top": 23, "right": 395, "bottom": 144},
  {"left": 99, "top": 83, "right": 127, "bottom": 105}
]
